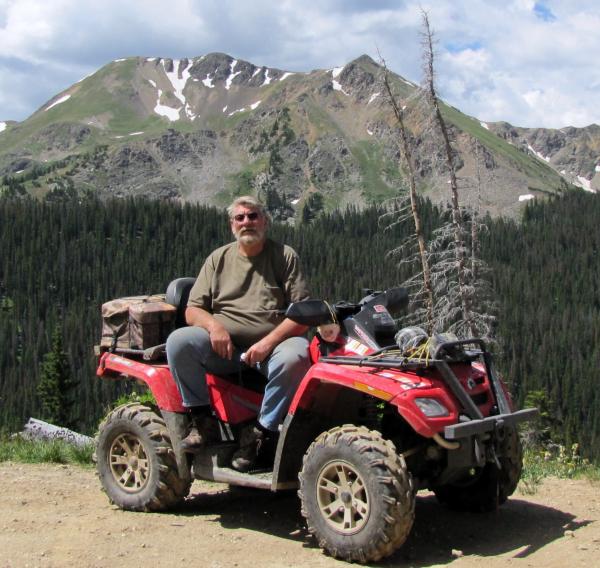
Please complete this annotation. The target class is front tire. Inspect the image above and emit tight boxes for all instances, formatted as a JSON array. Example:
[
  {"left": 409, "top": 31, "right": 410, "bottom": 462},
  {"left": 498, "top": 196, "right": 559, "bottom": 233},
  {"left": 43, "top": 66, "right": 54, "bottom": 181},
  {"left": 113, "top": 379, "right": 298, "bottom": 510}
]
[
  {"left": 299, "top": 425, "right": 415, "bottom": 564},
  {"left": 95, "top": 402, "right": 191, "bottom": 511}
]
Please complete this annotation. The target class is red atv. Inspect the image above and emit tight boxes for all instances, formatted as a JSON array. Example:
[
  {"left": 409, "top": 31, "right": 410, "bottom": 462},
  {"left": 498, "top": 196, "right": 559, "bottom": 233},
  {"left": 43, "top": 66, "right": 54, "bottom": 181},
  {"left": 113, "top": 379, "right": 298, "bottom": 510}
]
[{"left": 94, "top": 278, "right": 537, "bottom": 564}]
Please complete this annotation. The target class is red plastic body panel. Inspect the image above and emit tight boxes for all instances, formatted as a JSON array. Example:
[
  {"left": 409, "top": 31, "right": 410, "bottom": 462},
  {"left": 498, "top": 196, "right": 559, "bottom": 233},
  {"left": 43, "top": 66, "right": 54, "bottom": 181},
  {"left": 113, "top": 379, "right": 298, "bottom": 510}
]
[
  {"left": 290, "top": 338, "right": 498, "bottom": 438},
  {"left": 206, "top": 373, "right": 263, "bottom": 424},
  {"left": 97, "top": 352, "right": 186, "bottom": 412},
  {"left": 97, "top": 334, "right": 501, "bottom": 438},
  {"left": 97, "top": 352, "right": 262, "bottom": 424}
]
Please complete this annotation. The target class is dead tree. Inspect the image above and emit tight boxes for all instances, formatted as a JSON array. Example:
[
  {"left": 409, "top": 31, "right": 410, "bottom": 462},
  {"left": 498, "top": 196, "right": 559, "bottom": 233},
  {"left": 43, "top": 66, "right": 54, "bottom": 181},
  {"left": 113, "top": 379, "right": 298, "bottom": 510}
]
[
  {"left": 379, "top": 57, "right": 435, "bottom": 333},
  {"left": 420, "top": 10, "right": 475, "bottom": 337}
]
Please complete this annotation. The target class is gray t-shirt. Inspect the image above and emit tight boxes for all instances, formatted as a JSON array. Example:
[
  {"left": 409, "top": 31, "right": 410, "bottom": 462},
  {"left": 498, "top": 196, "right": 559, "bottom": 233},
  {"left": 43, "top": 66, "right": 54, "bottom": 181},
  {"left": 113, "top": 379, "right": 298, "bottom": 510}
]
[{"left": 187, "top": 239, "right": 310, "bottom": 347}]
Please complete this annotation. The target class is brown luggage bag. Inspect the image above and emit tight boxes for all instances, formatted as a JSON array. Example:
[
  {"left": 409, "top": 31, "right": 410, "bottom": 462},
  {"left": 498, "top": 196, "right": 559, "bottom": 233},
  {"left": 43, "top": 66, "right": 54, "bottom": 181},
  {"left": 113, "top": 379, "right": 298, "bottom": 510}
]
[{"left": 100, "top": 294, "right": 176, "bottom": 350}]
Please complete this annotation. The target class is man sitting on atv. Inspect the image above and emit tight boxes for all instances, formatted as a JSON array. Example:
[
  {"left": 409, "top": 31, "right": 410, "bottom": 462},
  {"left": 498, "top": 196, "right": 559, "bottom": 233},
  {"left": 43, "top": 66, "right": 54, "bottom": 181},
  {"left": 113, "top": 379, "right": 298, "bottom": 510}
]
[{"left": 166, "top": 195, "right": 311, "bottom": 472}]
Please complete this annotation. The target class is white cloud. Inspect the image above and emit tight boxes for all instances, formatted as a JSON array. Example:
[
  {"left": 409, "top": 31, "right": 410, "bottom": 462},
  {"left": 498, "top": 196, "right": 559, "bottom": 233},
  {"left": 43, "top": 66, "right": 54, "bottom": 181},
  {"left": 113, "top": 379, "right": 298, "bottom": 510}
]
[{"left": 0, "top": 0, "right": 598, "bottom": 128}]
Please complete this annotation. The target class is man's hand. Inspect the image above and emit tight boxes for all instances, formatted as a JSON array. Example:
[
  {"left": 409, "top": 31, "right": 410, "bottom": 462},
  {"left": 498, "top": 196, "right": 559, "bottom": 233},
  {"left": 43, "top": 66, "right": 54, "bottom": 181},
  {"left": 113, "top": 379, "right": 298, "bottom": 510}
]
[
  {"left": 209, "top": 326, "right": 234, "bottom": 360},
  {"left": 244, "top": 337, "right": 276, "bottom": 366},
  {"left": 185, "top": 306, "right": 233, "bottom": 360}
]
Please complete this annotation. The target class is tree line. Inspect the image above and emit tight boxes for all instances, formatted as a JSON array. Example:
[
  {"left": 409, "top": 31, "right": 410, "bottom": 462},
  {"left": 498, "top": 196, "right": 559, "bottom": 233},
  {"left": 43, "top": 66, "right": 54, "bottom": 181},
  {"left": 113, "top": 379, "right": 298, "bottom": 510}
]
[{"left": 1, "top": 192, "right": 598, "bottom": 460}]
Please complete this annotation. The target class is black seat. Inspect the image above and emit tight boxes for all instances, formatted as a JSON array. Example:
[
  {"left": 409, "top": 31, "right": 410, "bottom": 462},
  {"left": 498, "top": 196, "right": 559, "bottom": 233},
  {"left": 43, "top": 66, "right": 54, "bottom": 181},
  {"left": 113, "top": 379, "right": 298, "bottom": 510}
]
[{"left": 166, "top": 277, "right": 196, "bottom": 328}]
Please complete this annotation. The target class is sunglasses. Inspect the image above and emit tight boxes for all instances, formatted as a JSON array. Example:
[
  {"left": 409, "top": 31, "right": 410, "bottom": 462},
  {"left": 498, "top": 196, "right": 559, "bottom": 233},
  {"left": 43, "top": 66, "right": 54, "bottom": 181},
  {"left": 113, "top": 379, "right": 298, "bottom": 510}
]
[{"left": 232, "top": 212, "right": 260, "bottom": 222}]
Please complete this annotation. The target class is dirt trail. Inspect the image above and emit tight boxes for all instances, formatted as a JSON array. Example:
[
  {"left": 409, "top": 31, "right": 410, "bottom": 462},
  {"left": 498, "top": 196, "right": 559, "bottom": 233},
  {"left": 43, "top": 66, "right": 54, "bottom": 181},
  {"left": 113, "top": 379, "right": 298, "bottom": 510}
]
[{"left": 0, "top": 462, "right": 599, "bottom": 568}]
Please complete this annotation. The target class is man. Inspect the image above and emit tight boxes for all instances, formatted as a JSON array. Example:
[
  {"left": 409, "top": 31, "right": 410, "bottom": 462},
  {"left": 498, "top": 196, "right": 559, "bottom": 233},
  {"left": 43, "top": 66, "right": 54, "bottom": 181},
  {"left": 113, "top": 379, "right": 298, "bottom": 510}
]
[{"left": 166, "top": 196, "right": 310, "bottom": 472}]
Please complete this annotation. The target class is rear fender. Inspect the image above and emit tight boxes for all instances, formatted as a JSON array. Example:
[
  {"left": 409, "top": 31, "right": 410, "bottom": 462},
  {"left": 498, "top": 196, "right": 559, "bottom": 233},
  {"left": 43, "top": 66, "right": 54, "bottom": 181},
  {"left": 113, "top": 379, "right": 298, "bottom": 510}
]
[{"left": 97, "top": 352, "right": 185, "bottom": 412}]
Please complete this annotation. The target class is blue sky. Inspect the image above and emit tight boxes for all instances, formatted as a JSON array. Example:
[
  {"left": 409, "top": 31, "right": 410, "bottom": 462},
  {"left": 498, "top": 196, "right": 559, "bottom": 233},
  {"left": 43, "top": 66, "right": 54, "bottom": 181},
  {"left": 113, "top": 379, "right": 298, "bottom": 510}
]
[{"left": 0, "top": 0, "right": 598, "bottom": 128}]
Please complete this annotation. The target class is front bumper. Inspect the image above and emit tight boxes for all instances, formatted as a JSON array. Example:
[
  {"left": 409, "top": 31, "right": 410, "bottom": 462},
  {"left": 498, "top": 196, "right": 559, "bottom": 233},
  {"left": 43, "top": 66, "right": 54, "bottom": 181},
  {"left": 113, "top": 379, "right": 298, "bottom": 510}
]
[{"left": 444, "top": 408, "right": 538, "bottom": 440}]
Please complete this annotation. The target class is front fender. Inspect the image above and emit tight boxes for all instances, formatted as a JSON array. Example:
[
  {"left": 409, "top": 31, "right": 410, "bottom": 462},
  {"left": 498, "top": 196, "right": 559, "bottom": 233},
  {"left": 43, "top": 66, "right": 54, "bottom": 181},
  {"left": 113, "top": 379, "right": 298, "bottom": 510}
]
[{"left": 287, "top": 361, "right": 462, "bottom": 438}]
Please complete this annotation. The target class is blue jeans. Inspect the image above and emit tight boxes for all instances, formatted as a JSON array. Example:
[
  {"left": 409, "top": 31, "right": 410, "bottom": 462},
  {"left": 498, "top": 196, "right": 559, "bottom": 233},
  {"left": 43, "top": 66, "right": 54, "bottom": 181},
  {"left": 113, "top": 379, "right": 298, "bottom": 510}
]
[{"left": 166, "top": 327, "right": 311, "bottom": 431}]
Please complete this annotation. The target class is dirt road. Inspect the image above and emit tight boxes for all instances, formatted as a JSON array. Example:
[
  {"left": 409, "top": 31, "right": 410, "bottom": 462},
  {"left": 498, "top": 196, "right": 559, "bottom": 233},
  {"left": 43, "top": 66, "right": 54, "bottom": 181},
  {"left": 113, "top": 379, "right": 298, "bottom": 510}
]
[{"left": 0, "top": 462, "right": 598, "bottom": 568}]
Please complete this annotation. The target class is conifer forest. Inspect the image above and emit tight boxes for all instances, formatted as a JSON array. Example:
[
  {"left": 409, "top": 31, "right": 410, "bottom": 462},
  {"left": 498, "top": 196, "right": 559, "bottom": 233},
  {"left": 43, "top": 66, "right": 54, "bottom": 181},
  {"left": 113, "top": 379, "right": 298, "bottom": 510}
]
[{"left": 0, "top": 192, "right": 599, "bottom": 460}]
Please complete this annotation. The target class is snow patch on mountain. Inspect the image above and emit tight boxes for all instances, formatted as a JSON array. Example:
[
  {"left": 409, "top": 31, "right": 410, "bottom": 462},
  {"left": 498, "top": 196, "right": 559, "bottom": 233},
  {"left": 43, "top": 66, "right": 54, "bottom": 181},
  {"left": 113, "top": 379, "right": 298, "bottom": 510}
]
[
  {"left": 250, "top": 101, "right": 261, "bottom": 110},
  {"left": 0, "top": 122, "right": 6, "bottom": 133},
  {"left": 148, "top": 79, "right": 157, "bottom": 88},
  {"left": 480, "top": 122, "right": 489, "bottom": 130},
  {"left": 202, "top": 74, "right": 214, "bottom": 88},
  {"left": 147, "top": 58, "right": 156, "bottom": 62},
  {"left": 163, "top": 59, "right": 191, "bottom": 105},
  {"left": 222, "top": 105, "right": 228, "bottom": 113},
  {"left": 252, "top": 68, "right": 261, "bottom": 78},
  {"left": 280, "top": 72, "right": 294, "bottom": 81},
  {"left": 519, "top": 194, "right": 535, "bottom": 201},
  {"left": 114, "top": 58, "right": 126, "bottom": 63},
  {"left": 368, "top": 92, "right": 380, "bottom": 105},
  {"left": 129, "top": 132, "right": 144, "bottom": 136},
  {"left": 527, "top": 144, "right": 550, "bottom": 162},
  {"left": 228, "top": 108, "right": 245, "bottom": 116},
  {"left": 225, "top": 60, "right": 241, "bottom": 90},
  {"left": 154, "top": 89, "right": 180, "bottom": 121},
  {"left": 595, "top": 164, "right": 600, "bottom": 173},
  {"left": 262, "top": 70, "right": 272, "bottom": 86},
  {"left": 184, "top": 104, "right": 196, "bottom": 120},
  {"left": 76, "top": 71, "right": 95, "bottom": 84},
  {"left": 45, "top": 94, "right": 71, "bottom": 111},
  {"left": 576, "top": 176, "right": 595, "bottom": 193},
  {"left": 332, "top": 66, "right": 344, "bottom": 79},
  {"left": 332, "top": 80, "right": 349, "bottom": 95}
]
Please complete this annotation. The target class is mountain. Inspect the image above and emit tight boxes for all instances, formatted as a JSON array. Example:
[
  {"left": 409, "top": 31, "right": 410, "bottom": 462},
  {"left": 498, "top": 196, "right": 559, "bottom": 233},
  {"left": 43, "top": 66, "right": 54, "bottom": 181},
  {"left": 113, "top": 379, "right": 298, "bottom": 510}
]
[
  {"left": 0, "top": 53, "right": 584, "bottom": 217},
  {"left": 486, "top": 122, "right": 600, "bottom": 193}
]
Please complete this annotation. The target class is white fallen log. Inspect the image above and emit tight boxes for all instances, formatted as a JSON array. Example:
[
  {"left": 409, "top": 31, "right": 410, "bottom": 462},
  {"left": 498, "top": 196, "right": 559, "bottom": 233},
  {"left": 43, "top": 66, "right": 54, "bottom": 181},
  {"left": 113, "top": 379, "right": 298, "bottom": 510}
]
[{"left": 20, "top": 418, "right": 94, "bottom": 447}]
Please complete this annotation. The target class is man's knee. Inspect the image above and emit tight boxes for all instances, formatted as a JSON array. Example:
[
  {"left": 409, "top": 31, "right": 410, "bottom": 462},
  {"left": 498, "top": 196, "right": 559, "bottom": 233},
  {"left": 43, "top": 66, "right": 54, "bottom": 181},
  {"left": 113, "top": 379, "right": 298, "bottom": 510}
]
[
  {"left": 166, "top": 326, "right": 211, "bottom": 361},
  {"left": 269, "top": 336, "right": 311, "bottom": 380}
]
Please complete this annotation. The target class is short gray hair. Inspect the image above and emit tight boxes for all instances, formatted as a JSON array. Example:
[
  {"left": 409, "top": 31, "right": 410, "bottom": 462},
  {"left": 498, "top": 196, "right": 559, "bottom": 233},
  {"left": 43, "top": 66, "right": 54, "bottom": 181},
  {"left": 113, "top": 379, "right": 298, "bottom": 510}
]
[{"left": 227, "top": 195, "right": 270, "bottom": 223}]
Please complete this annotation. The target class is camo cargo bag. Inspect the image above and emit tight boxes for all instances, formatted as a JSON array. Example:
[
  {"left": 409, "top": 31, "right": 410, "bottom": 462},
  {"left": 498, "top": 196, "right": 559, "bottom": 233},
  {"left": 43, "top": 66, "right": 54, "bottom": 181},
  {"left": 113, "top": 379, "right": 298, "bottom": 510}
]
[{"left": 100, "top": 295, "right": 176, "bottom": 350}]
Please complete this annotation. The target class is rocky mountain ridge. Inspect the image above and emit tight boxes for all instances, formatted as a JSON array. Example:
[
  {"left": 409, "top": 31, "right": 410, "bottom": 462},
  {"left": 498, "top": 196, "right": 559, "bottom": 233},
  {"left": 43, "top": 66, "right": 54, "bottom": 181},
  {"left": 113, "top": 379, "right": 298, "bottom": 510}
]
[
  {"left": 0, "top": 52, "right": 593, "bottom": 218},
  {"left": 487, "top": 122, "right": 600, "bottom": 194}
]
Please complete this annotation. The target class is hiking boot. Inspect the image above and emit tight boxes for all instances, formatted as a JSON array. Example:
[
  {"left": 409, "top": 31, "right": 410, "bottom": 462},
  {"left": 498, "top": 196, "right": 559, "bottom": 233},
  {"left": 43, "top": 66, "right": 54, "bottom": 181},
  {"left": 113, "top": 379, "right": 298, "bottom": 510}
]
[
  {"left": 231, "top": 424, "right": 267, "bottom": 472},
  {"left": 180, "top": 409, "right": 219, "bottom": 453}
]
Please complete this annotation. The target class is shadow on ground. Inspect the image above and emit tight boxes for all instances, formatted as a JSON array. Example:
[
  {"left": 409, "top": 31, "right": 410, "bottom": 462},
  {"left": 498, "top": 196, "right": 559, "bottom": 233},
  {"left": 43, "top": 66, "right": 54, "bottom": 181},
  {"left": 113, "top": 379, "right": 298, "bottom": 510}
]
[{"left": 179, "top": 487, "right": 590, "bottom": 566}]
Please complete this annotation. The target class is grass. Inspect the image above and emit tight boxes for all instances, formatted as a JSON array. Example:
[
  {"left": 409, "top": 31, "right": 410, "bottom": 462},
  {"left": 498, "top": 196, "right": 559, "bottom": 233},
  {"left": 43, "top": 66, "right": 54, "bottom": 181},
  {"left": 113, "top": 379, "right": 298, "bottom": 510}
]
[
  {"left": 0, "top": 390, "right": 158, "bottom": 468},
  {"left": 520, "top": 442, "right": 600, "bottom": 494},
  {"left": 440, "top": 102, "right": 566, "bottom": 191},
  {"left": 0, "top": 436, "right": 94, "bottom": 466},
  {"left": 351, "top": 140, "right": 403, "bottom": 203}
]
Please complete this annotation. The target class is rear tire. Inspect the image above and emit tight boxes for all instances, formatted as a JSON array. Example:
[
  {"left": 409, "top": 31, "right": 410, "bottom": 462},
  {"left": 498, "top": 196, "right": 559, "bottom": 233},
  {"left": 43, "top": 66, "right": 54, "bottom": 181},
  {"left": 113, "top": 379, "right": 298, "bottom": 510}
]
[
  {"left": 434, "top": 429, "right": 523, "bottom": 512},
  {"left": 95, "top": 402, "right": 191, "bottom": 511},
  {"left": 299, "top": 425, "right": 415, "bottom": 564}
]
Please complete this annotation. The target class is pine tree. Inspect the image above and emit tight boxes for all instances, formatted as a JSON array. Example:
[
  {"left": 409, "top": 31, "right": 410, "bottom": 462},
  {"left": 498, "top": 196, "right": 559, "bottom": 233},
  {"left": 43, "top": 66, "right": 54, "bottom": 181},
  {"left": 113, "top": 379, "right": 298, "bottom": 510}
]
[{"left": 36, "top": 323, "right": 78, "bottom": 428}]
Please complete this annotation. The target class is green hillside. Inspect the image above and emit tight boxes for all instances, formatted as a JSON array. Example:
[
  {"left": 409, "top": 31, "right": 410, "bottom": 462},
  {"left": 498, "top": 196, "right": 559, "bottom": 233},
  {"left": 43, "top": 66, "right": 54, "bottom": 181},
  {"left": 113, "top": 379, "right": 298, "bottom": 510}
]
[{"left": 0, "top": 53, "right": 573, "bottom": 217}]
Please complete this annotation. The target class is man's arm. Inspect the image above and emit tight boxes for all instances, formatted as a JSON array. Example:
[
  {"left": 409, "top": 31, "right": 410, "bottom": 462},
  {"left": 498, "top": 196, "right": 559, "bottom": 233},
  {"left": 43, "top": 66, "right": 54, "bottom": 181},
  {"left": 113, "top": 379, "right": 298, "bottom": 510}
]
[
  {"left": 244, "top": 318, "right": 308, "bottom": 366},
  {"left": 185, "top": 306, "right": 234, "bottom": 360}
]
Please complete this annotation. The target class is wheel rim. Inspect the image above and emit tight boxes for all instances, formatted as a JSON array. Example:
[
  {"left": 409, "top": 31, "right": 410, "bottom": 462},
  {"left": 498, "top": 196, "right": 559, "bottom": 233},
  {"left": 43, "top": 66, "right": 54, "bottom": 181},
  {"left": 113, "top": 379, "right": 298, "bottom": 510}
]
[
  {"left": 108, "top": 433, "right": 150, "bottom": 493},
  {"left": 316, "top": 460, "right": 370, "bottom": 535}
]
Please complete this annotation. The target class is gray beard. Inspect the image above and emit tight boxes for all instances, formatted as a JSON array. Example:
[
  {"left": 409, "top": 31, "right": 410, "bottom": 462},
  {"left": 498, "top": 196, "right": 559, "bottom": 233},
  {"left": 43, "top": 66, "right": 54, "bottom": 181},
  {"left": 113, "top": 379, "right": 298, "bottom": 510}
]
[{"left": 236, "top": 231, "right": 264, "bottom": 245}]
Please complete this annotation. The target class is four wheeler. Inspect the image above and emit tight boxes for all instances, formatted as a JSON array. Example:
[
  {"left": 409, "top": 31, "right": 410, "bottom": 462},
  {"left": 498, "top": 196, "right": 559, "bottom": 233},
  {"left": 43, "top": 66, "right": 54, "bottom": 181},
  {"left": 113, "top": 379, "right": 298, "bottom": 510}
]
[{"left": 94, "top": 278, "right": 537, "bottom": 563}]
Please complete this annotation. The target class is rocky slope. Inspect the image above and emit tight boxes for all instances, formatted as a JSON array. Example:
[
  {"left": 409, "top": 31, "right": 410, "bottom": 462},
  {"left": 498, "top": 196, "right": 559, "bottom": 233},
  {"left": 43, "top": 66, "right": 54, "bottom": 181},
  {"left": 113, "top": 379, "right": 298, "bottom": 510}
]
[
  {"left": 0, "top": 53, "right": 587, "bottom": 217},
  {"left": 488, "top": 122, "right": 600, "bottom": 193}
]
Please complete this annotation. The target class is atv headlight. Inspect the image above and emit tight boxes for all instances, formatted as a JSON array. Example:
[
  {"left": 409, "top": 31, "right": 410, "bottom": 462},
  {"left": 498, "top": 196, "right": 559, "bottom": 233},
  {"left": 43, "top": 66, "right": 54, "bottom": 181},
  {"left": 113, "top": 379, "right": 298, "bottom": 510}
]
[{"left": 415, "top": 398, "right": 450, "bottom": 417}]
